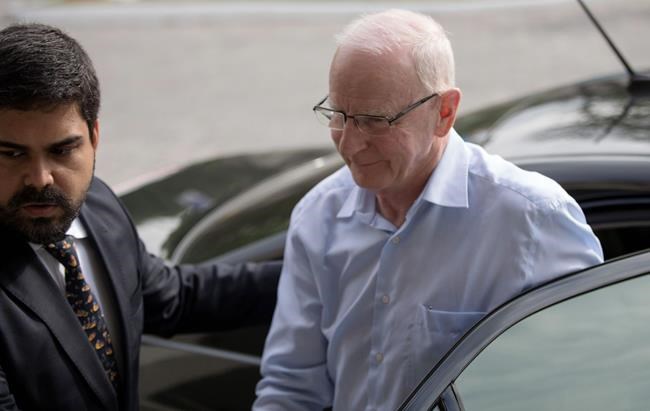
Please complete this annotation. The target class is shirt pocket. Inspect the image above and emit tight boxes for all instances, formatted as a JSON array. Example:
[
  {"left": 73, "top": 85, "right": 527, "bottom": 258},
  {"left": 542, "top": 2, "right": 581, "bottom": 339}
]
[{"left": 407, "top": 305, "right": 485, "bottom": 389}]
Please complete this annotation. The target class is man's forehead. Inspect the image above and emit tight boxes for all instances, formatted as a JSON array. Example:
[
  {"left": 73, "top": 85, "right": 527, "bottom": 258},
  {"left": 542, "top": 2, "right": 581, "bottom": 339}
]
[
  {"left": 328, "top": 77, "right": 421, "bottom": 115},
  {"left": 0, "top": 103, "right": 89, "bottom": 143},
  {"left": 0, "top": 102, "right": 85, "bottom": 120},
  {"left": 327, "top": 93, "right": 402, "bottom": 116},
  {"left": 329, "top": 47, "right": 422, "bottom": 110},
  {"left": 330, "top": 45, "right": 415, "bottom": 76}
]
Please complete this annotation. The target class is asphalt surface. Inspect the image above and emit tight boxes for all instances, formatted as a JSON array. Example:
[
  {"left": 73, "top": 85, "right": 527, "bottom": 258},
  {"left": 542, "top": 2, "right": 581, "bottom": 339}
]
[{"left": 3, "top": 0, "right": 650, "bottom": 189}]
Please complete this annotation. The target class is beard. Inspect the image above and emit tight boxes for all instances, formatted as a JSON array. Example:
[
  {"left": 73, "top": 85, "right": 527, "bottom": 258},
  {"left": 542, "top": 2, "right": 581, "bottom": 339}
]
[{"left": 0, "top": 184, "right": 87, "bottom": 244}]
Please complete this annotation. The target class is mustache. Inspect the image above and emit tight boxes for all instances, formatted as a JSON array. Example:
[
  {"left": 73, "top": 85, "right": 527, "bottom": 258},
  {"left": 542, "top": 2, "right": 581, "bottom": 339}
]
[{"left": 8, "top": 185, "right": 72, "bottom": 209}]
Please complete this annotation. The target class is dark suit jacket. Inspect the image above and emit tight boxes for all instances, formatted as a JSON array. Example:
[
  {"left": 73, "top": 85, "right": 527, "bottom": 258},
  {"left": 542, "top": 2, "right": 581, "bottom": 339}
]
[{"left": 0, "top": 178, "right": 281, "bottom": 410}]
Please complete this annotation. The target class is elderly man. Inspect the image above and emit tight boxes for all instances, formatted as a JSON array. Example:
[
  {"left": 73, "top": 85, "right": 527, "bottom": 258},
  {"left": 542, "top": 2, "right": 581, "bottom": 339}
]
[
  {"left": 0, "top": 23, "right": 280, "bottom": 410},
  {"left": 254, "top": 9, "right": 603, "bottom": 411}
]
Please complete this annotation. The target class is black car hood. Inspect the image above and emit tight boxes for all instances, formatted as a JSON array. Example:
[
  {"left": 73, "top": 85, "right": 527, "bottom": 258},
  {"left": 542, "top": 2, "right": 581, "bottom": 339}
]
[{"left": 119, "top": 148, "right": 338, "bottom": 261}]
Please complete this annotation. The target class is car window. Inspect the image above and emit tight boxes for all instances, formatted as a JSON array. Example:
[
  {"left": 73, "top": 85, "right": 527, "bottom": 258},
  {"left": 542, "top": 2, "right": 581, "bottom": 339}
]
[
  {"left": 453, "top": 273, "right": 650, "bottom": 410},
  {"left": 581, "top": 197, "right": 650, "bottom": 259},
  {"left": 595, "top": 225, "right": 650, "bottom": 260}
]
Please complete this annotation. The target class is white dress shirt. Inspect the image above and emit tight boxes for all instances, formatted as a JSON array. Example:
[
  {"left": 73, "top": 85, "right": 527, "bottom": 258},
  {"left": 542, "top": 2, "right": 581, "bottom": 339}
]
[{"left": 254, "top": 130, "right": 603, "bottom": 411}]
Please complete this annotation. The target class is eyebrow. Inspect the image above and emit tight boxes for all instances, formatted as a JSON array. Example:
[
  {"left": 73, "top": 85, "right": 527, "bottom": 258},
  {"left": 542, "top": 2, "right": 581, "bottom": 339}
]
[
  {"left": 50, "top": 136, "right": 83, "bottom": 149},
  {"left": 0, "top": 135, "right": 84, "bottom": 151},
  {"left": 326, "top": 98, "right": 397, "bottom": 117},
  {"left": 0, "top": 140, "right": 26, "bottom": 150}
]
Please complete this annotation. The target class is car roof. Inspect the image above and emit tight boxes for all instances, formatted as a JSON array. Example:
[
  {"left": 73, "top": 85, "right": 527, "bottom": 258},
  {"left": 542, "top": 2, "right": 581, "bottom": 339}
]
[{"left": 473, "top": 72, "right": 650, "bottom": 162}]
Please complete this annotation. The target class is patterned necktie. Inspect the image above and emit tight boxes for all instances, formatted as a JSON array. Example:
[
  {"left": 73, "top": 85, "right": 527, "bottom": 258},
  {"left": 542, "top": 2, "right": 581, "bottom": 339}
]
[{"left": 44, "top": 235, "right": 119, "bottom": 391}]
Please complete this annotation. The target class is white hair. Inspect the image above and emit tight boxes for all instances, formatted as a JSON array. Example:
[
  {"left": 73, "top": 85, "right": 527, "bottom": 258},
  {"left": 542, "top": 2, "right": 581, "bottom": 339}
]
[{"left": 335, "top": 9, "right": 455, "bottom": 93}]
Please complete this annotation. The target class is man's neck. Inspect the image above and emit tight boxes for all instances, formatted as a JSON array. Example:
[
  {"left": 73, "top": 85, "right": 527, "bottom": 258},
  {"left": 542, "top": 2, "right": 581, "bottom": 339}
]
[
  {"left": 375, "top": 170, "right": 431, "bottom": 228},
  {"left": 374, "top": 135, "right": 450, "bottom": 228}
]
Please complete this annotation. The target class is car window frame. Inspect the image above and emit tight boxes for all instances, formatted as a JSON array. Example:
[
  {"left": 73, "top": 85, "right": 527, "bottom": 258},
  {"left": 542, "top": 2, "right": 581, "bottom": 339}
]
[{"left": 398, "top": 249, "right": 650, "bottom": 410}]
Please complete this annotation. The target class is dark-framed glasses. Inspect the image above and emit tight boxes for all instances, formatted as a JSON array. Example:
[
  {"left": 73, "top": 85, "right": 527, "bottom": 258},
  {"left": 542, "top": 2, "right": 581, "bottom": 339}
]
[{"left": 312, "top": 92, "right": 438, "bottom": 136}]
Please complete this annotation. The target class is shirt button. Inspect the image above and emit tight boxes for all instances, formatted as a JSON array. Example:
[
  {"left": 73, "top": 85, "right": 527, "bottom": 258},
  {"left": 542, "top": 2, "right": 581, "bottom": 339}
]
[
  {"left": 392, "top": 236, "right": 400, "bottom": 244},
  {"left": 375, "top": 352, "right": 384, "bottom": 364},
  {"left": 381, "top": 295, "right": 390, "bottom": 304}
]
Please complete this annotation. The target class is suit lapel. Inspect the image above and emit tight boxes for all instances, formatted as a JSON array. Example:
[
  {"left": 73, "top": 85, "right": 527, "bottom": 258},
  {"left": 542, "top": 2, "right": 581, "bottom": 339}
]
[
  {"left": 0, "top": 239, "right": 118, "bottom": 409},
  {"left": 80, "top": 200, "right": 137, "bottom": 401}
]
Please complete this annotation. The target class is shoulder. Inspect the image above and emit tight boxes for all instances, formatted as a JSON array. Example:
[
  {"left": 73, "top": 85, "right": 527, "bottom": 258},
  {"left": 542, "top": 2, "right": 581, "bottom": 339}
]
[
  {"left": 465, "top": 142, "right": 573, "bottom": 212},
  {"left": 290, "top": 166, "right": 355, "bottom": 224},
  {"left": 83, "top": 177, "right": 138, "bottom": 232},
  {"left": 84, "top": 177, "right": 131, "bottom": 219},
  {"left": 87, "top": 177, "right": 119, "bottom": 202}
]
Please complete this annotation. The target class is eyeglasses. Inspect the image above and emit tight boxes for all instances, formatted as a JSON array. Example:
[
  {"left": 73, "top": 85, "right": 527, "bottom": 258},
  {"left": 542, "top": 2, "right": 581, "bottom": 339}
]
[{"left": 312, "top": 92, "right": 438, "bottom": 136}]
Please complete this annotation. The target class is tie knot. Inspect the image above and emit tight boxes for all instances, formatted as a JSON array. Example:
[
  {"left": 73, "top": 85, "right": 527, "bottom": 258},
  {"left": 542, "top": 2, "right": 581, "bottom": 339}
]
[{"left": 44, "top": 235, "right": 79, "bottom": 269}]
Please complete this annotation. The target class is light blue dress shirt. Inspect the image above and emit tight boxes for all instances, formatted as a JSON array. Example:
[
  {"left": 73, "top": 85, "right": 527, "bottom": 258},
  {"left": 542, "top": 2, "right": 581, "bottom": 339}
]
[{"left": 254, "top": 131, "right": 603, "bottom": 411}]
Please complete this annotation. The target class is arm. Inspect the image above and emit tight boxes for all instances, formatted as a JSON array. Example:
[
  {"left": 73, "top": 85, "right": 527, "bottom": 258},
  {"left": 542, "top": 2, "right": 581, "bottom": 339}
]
[
  {"left": 0, "top": 364, "right": 19, "bottom": 411},
  {"left": 86, "top": 179, "right": 281, "bottom": 336},
  {"left": 128, "top": 215, "right": 282, "bottom": 336},
  {"left": 98, "top": 177, "right": 281, "bottom": 335},
  {"left": 139, "top": 242, "right": 281, "bottom": 335},
  {"left": 253, "top": 221, "right": 333, "bottom": 410},
  {"left": 525, "top": 196, "right": 604, "bottom": 288}
]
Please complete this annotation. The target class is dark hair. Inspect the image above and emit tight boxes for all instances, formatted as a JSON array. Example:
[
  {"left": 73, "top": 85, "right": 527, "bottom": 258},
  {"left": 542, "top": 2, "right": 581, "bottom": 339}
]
[{"left": 0, "top": 23, "right": 100, "bottom": 138}]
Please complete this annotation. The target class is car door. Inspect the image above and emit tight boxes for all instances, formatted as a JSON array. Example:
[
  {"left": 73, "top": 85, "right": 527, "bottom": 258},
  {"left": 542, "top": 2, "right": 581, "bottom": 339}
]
[{"left": 400, "top": 250, "right": 650, "bottom": 411}]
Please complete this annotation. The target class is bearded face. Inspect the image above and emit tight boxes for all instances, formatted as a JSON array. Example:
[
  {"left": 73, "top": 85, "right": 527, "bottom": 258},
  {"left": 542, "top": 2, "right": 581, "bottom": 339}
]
[
  {"left": 0, "top": 103, "right": 98, "bottom": 244},
  {"left": 0, "top": 184, "right": 86, "bottom": 244}
]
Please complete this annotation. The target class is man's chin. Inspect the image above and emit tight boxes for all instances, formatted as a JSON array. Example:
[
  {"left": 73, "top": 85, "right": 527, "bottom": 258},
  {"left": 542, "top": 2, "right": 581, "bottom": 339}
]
[
  {"left": 3, "top": 216, "right": 74, "bottom": 244},
  {"left": 1, "top": 184, "right": 87, "bottom": 244},
  {"left": 350, "top": 171, "right": 387, "bottom": 192}
]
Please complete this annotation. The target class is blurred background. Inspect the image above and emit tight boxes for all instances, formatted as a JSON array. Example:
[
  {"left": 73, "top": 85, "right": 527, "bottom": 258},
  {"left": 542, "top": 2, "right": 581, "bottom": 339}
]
[{"left": 2, "top": 0, "right": 649, "bottom": 189}]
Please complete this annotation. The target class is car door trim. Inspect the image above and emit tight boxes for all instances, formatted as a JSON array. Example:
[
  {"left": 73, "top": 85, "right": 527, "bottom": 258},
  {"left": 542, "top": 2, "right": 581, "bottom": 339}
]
[{"left": 141, "top": 334, "right": 261, "bottom": 366}]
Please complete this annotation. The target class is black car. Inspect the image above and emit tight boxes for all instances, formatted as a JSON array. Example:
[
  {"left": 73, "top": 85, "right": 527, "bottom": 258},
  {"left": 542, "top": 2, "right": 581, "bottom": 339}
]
[{"left": 123, "top": 2, "right": 650, "bottom": 409}]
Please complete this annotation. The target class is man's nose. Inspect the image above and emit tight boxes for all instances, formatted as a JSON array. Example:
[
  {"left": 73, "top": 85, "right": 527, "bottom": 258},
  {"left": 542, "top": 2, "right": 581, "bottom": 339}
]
[
  {"left": 336, "top": 118, "right": 369, "bottom": 156},
  {"left": 24, "top": 158, "right": 54, "bottom": 189}
]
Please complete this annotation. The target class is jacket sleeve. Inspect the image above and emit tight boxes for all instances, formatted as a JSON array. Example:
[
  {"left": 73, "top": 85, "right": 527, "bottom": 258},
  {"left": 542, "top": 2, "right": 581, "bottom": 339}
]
[
  {"left": 137, "top": 239, "right": 282, "bottom": 335},
  {"left": 0, "top": 364, "right": 20, "bottom": 411},
  {"left": 100, "top": 177, "right": 281, "bottom": 336}
]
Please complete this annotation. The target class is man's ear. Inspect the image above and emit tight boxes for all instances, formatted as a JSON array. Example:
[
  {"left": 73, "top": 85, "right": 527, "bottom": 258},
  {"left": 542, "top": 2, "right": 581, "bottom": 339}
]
[
  {"left": 434, "top": 88, "right": 462, "bottom": 137},
  {"left": 90, "top": 120, "right": 100, "bottom": 150}
]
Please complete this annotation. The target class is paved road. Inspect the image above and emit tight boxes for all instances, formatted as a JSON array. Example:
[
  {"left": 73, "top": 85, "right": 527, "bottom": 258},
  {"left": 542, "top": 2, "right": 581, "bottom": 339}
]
[{"left": 4, "top": 0, "right": 650, "bottom": 188}]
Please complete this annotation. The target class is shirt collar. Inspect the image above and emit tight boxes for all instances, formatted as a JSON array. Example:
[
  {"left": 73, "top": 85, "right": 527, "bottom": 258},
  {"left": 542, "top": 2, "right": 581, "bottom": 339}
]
[
  {"left": 337, "top": 128, "right": 470, "bottom": 220},
  {"left": 337, "top": 183, "right": 374, "bottom": 221},
  {"left": 29, "top": 217, "right": 88, "bottom": 251},
  {"left": 419, "top": 129, "right": 469, "bottom": 208},
  {"left": 66, "top": 217, "right": 88, "bottom": 239}
]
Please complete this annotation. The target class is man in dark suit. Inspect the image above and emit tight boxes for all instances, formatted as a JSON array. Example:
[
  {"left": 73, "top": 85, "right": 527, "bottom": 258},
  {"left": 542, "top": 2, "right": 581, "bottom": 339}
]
[{"left": 0, "top": 23, "right": 281, "bottom": 410}]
